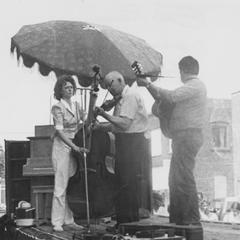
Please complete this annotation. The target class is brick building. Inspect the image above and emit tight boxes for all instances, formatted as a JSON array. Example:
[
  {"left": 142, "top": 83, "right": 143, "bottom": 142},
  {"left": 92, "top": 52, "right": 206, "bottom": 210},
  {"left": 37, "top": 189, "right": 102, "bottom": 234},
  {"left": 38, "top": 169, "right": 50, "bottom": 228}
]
[
  {"left": 195, "top": 99, "right": 233, "bottom": 202},
  {"left": 231, "top": 92, "right": 240, "bottom": 196},
  {"left": 152, "top": 97, "right": 240, "bottom": 204}
]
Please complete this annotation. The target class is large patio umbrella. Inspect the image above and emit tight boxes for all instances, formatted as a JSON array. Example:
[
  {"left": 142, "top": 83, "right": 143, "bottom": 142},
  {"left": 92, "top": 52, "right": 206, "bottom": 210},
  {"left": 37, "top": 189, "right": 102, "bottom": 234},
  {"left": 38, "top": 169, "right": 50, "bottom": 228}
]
[{"left": 11, "top": 20, "right": 162, "bottom": 86}]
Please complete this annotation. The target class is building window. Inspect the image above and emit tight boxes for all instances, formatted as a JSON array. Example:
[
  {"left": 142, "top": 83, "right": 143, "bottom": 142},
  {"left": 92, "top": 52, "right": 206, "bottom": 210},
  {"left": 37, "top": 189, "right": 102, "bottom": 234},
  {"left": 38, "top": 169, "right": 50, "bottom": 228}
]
[
  {"left": 214, "top": 175, "right": 227, "bottom": 199},
  {"left": 211, "top": 122, "right": 228, "bottom": 149}
]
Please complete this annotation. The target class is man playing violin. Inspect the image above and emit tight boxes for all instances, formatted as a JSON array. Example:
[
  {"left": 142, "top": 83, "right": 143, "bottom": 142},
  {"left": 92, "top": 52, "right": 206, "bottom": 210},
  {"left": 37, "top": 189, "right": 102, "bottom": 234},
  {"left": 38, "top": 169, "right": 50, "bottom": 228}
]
[
  {"left": 94, "top": 71, "right": 152, "bottom": 227},
  {"left": 137, "top": 56, "right": 207, "bottom": 226}
]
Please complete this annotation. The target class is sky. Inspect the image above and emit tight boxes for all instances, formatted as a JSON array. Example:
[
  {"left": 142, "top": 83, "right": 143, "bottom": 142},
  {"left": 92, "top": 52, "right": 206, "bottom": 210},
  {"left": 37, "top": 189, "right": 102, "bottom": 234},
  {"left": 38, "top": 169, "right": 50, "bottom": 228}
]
[{"left": 1, "top": 0, "right": 240, "bottom": 145}]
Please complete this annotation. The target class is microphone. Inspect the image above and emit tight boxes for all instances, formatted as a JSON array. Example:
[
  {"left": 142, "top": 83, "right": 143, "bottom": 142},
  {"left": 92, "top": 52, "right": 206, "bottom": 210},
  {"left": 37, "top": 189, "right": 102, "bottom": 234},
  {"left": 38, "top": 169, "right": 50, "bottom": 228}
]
[
  {"left": 92, "top": 65, "right": 100, "bottom": 73},
  {"left": 92, "top": 65, "right": 102, "bottom": 92},
  {"left": 92, "top": 65, "right": 103, "bottom": 79}
]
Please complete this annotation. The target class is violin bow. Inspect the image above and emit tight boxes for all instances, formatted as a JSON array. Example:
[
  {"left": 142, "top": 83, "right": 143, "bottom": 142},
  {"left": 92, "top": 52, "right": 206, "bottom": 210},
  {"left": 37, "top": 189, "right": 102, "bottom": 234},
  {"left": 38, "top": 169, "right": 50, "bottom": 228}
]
[{"left": 100, "top": 80, "right": 114, "bottom": 106}]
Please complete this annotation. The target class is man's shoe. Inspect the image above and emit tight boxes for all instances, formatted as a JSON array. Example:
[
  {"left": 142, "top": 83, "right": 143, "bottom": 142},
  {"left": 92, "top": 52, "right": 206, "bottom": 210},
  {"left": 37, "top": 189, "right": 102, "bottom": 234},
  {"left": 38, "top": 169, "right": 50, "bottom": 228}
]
[
  {"left": 106, "top": 224, "right": 119, "bottom": 234},
  {"left": 176, "top": 221, "right": 202, "bottom": 226},
  {"left": 53, "top": 225, "right": 64, "bottom": 232},
  {"left": 65, "top": 222, "right": 84, "bottom": 230}
]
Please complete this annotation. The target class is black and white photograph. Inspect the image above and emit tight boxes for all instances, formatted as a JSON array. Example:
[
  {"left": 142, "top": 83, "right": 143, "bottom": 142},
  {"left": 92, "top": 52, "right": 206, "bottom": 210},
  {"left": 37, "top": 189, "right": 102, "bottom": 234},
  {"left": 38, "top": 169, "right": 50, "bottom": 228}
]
[{"left": 1, "top": 0, "right": 240, "bottom": 239}]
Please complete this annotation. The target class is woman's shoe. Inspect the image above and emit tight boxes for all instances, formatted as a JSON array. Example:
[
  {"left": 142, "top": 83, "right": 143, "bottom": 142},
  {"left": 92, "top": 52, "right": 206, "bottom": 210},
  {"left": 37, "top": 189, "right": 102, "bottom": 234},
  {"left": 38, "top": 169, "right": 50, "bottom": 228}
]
[
  {"left": 65, "top": 222, "right": 84, "bottom": 230},
  {"left": 53, "top": 225, "right": 64, "bottom": 232}
]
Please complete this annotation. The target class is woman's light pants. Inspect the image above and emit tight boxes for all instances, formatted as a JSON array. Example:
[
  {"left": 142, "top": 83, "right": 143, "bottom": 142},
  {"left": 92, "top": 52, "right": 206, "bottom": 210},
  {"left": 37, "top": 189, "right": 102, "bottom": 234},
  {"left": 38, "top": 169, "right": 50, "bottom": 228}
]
[{"left": 51, "top": 137, "right": 76, "bottom": 227}]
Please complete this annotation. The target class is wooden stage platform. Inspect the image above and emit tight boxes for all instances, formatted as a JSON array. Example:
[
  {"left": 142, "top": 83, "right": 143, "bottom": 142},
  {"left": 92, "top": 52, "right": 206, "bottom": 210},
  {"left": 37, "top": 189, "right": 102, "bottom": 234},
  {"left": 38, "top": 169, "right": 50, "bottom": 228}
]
[
  {"left": 6, "top": 216, "right": 183, "bottom": 240},
  {"left": 5, "top": 215, "right": 240, "bottom": 240}
]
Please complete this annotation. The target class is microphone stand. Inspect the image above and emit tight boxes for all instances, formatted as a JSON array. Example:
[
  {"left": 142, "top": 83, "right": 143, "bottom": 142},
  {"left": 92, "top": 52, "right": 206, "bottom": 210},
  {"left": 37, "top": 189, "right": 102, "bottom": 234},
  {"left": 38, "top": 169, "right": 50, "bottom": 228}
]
[
  {"left": 81, "top": 66, "right": 101, "bottom": 233},
  {"left": 82, "top": 118, "right": 91, "bottom": 232},
  {"left": 78, "top": 88, "right": 91, "bottom": 232}
]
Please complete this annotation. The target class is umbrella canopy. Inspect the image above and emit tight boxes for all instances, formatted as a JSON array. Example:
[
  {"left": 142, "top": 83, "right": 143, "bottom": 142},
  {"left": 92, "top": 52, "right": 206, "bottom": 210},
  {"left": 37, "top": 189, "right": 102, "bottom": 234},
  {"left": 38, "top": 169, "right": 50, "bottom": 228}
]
[{"left": 11, "top": 20, "right": 163, "bottom": 86}]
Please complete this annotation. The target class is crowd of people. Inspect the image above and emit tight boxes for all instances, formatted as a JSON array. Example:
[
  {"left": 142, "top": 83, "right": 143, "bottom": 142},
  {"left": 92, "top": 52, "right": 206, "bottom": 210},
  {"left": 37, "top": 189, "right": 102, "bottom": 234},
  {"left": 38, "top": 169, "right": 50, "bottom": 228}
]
[
  {"left": 222, "top": 202, "right": 240, "bottom": 223},
  {"left": 152, "top": 191, "right": 240, "bottom": 224},
  {"left": 198, "top": 194, "right": 219, "bottom": 222},
  {"left": 198, "top": 193, "right": 240, "bottom": 223}
]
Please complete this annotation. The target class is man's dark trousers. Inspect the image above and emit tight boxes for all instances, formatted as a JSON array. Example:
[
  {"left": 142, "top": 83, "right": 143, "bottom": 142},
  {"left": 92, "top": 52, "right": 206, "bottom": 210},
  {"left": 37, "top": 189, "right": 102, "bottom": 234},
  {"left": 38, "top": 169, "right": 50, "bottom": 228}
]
[
  {"left": 115, "top": 132, "right": 151, "bottom": 225},
  {"left": 169, "top": 128, "right": 203, "bottom": 225}
]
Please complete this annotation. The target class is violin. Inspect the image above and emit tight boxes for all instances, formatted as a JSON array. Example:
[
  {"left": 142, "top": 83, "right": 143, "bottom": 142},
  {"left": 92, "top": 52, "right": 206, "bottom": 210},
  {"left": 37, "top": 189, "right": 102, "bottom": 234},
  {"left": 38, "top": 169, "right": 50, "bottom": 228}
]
[
  {"left": 100, "top": 95, "right": 122, "bottom": 111},
  {"left": 94, "top": 94, "right": 122, "bottom": 118}
]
